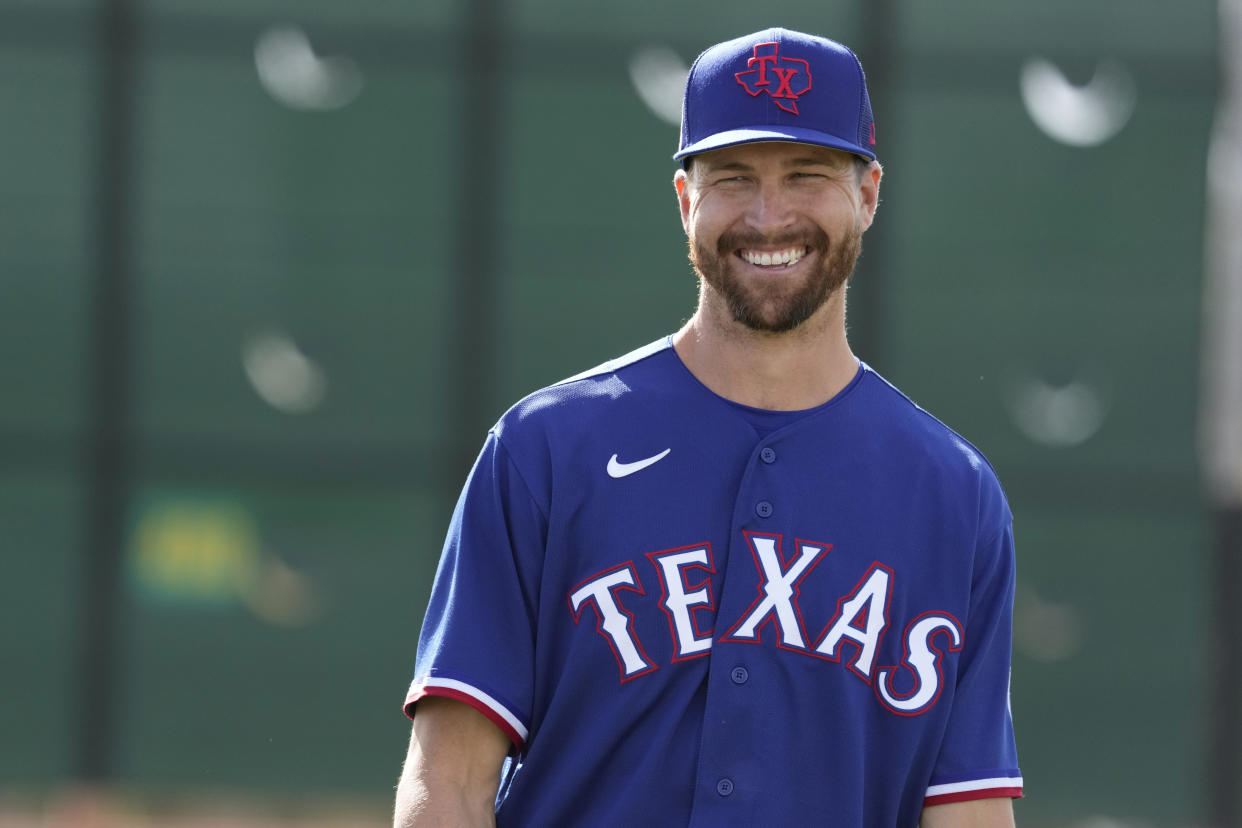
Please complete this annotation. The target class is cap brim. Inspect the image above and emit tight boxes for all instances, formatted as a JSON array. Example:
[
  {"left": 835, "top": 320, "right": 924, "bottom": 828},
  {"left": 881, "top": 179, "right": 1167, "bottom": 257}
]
[{"left": 674, "top": 125, "right": 876, "bottom": 164}]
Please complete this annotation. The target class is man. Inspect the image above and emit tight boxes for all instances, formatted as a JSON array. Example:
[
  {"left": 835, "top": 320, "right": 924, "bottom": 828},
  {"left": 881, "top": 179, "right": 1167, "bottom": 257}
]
[{"left": 395, "top": 27, "right": 1022, "bottom": 827}]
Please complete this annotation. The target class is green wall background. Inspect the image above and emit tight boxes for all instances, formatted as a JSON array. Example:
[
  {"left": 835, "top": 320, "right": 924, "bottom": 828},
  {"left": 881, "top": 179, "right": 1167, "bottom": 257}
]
[{"left": 0, "top": 1, "right": 1221, "bottom": 823}]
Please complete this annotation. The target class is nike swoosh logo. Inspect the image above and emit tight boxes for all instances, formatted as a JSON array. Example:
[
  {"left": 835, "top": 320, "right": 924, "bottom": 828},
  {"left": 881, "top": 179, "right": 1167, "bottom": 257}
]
[{"left": 607, "top": 448, "right": 671, "bottom": 479}]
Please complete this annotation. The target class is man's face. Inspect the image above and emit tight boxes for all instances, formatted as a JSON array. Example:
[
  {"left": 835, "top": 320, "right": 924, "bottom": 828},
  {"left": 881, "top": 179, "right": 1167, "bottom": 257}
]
[{"left": 675, "top": 141, "right": 879, "bottom": 334}]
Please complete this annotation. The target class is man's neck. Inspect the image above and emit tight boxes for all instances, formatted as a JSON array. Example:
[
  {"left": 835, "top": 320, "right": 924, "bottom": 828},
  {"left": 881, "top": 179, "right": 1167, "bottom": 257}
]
[{"left": 672, "top": 291, "right": 859, "bottom": 411}]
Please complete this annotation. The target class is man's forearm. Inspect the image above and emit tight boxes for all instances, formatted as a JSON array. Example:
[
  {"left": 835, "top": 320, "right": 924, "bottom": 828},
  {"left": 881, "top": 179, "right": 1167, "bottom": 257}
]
[
  {"left": 393, "top": 771, "right": 497, "bottom": 828},
  {"left": 393, "top": 697, "right": 509, "bottom": 828}
]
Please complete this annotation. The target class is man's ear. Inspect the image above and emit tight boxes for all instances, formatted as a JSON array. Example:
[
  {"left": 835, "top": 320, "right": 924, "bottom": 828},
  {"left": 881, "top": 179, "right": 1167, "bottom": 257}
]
[
  {"left": 858, "top": 161, "right": 883, "bottom": 231},
  {"left": 674, "top": 169, "right": 691, "bottom": 234}
]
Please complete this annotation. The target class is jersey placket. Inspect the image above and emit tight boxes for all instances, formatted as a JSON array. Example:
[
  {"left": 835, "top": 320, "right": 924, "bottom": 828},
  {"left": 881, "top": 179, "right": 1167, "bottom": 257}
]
[{"left": 688, "top": 436, "right": 786, "bottom": 825}]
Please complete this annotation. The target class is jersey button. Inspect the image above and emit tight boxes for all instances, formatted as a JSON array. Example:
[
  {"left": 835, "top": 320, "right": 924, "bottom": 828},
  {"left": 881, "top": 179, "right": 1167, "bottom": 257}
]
[
  {"left": 760, "top": 447, "right": 777, "bottom": 464},
  {"left": 730, "top": 666, "right": 749, "bottom": 684},
  {"left": 716, "top": 778, "right": 734, "bottom": 797},
  {"left": 755, "top": 500, "right": 773, "bottom": 518}
]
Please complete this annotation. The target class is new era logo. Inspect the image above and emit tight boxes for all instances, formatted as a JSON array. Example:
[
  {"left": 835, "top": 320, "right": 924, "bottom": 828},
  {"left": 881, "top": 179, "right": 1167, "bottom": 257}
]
[{"left": 735, "top": 42, "right": 812, "bottom": 115}]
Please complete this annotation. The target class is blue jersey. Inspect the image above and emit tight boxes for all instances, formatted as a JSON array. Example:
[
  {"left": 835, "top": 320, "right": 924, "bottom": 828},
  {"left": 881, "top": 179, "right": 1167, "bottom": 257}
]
[{"left": 405, "top": 337, "right": 1022, "bottom": 826}]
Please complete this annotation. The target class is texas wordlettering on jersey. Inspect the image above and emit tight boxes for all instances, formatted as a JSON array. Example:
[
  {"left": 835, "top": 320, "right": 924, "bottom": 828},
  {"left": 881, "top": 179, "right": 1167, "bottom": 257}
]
[{"left": 569, "top": 532, "right": 963, "bottom": 717}]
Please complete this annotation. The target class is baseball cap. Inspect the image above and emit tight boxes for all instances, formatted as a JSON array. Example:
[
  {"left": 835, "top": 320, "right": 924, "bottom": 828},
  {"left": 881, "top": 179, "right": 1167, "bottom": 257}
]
[{"left": 674, "top": 28, "right": 877, "bottom": 165}]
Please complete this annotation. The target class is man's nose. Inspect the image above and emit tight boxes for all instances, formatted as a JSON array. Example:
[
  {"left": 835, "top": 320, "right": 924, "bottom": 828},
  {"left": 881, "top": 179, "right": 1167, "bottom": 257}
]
[{"left": 745, "top": 182, "right": 798, "bottom": 234}]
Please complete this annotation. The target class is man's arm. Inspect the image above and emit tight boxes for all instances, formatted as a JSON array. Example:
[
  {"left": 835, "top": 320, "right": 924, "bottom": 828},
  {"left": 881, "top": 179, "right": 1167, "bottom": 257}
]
[
  {"left": 920, "top": 797, "right": 1016, "bottom": 828},
  {"left": 393, "top": 696, "right": 511, "bottom": 828}
]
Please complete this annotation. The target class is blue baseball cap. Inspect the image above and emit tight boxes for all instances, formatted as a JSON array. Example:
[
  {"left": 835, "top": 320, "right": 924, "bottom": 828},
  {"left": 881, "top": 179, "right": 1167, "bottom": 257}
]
[{"left": 674, "top": 28, "right": 877, "bottom": 165}]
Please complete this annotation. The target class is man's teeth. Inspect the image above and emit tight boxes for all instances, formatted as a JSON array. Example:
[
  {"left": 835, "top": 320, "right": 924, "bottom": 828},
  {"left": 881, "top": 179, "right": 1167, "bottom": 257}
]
[{"left": 742, "top": 247, "right": 806, "bottom": 267}]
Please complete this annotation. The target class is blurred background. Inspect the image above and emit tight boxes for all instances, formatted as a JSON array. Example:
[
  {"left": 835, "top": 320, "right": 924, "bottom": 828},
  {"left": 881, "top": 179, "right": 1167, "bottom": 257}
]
[{"left": 0, "top": 0, "right": 1236, "bottom": 825}]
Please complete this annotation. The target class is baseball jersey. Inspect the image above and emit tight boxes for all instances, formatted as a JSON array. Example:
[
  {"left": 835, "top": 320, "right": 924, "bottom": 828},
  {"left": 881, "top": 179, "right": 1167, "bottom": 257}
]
[{"left": 405, "top": 336, "right": 1022, "bottom": 826}]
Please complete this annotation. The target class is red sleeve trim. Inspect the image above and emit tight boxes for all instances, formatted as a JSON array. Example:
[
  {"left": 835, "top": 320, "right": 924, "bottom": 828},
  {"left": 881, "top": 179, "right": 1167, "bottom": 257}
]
[
  {"left": 924, "top": 787, "right": 1024, "bottom": 807},
  {"left": 404, "top": 685, "right": 526, "bottom": 751}
]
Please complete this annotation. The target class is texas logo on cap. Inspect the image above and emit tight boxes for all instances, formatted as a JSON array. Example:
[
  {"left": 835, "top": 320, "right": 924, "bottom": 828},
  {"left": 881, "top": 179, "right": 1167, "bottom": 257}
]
[{"left": 735, "top": 43, "right": 811, "bottom": 115}]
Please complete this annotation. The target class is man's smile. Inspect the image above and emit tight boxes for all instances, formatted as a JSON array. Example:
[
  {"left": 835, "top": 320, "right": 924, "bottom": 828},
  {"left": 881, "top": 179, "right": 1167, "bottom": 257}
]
[{"left": 738, "top": 245, "right": 810, "bottom": 269}]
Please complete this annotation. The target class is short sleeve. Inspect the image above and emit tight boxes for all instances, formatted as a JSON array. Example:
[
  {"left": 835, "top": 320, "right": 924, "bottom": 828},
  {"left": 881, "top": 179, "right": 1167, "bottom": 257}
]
[
  {"left": 403, "top": 431, "right": 547, "bottom": 751},
  {"left": 924, "top": 521, "right": 1024, "bottom": 806}
]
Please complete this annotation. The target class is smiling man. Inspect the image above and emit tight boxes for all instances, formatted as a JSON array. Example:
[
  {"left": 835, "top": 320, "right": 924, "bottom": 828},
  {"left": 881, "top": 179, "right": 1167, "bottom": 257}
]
[{"left": 395, "top": 28, "right": 1022, "bottom": 827}]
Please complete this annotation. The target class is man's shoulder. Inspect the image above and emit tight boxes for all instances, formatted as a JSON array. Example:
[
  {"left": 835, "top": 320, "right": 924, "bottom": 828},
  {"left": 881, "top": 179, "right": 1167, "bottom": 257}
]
[
  {"left": 552, "top": 337, "right": 675, "bottom": 387},
  {"left": 496, "top": 337, "right": 678, "bottom": 438},
  {"left": 857, "top": 366, "right": 1009, "bottom": 512},
  {"left": 860, "top": 366, "right": 992, "bottom": 461}
]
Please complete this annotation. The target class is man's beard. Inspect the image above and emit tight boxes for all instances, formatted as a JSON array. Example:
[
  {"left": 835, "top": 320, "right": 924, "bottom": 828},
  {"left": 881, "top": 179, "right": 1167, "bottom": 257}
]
[{"left": 688, "top": 223, "right": 862, "bottom": 333}]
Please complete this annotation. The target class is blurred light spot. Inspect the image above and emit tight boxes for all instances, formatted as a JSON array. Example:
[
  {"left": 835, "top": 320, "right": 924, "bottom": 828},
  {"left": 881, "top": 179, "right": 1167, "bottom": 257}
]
[
  {"left": 132, "top": 500, "right": 261, "bottom": 607},
  {"left": 131, "top": 498, "right": 322, "bottom": 627},
  {"left": 629, "top": 45, "right": 688, "bottom": 125},
  {"left": 244, "top": 554, "right": 321, "bottom": 628},
  {"left": 255, "top": 25, "right": 363, "bottom": 111},
  {"left": 242, "top": 331, "right": 328, "bottom": 415},
  {"left": 1006, "top": 375, "right": 1107, "bottom": 447},
  {"left": 1014, "top": 584, "right": 1086, "bottom": 662},
  {"left": 1020, "top": 57, "right": 1135, "bottom": 147}
]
